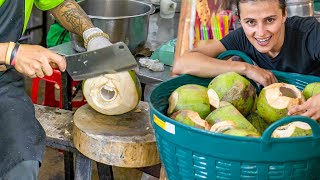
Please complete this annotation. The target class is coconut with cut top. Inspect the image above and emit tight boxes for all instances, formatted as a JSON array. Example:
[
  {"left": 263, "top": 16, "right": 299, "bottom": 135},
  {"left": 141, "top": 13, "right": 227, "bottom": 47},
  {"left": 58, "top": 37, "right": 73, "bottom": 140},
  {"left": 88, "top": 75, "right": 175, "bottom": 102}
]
[
  {"left": 167, "top": 84, "right": 211, "bottom": 119},
  {"left": 272, "top": 121, "right": 312, "bottom": 138},
  {"left": 207, "top": 72, "right": 256, "bottom": 117},
  {"left": 205, "top": 101, "right": 259, "bottom": 134},
  {"left": 82, "top": 70, "right": 142, "bottom": 115},
  {"left": 257, "top": 83, "right": 305, "bottom": 124},
  {"left": 170, "top": 110, "right": 210, "bottom": 130}
]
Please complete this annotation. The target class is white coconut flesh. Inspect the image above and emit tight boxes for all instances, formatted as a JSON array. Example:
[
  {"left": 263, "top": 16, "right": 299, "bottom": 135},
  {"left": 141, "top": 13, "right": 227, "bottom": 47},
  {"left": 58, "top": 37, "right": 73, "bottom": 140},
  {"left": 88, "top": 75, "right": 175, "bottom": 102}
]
[
  {"left": 210, "top": 121, "right": 236, "bottom": 133},
  {"left": 184, "top": 111, "right": 210, "bottom": 130},
  {"left": 171, "top": 110, "right": 210, "bottom": 130},
  {"left": 264, "top": 83, "right": 304, "bottom": 110},
  {"left": 167, "top": 91, "right": 178, "bottom": 115},
  {"left": 207, "top": 89, "right": 220, "bottom": 108},
  {"left": 83, "top": 71, "right": 140, "bottom": 115}
]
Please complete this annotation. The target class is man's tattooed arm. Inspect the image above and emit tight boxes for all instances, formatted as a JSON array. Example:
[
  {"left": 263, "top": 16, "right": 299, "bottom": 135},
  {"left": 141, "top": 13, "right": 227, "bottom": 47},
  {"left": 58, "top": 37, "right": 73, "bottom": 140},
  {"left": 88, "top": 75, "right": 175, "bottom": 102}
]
[{"left": 51, "top": 0, "right": 94, "bottom": 35}]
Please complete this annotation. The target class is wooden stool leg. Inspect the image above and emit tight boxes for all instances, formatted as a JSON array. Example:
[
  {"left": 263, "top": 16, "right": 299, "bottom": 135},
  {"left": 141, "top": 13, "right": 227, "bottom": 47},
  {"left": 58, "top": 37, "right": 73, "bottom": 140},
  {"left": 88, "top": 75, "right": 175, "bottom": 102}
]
[
  {"left": 64, "top": 151, "right": 74, "bottom": 180},
  {"left": 75, "top": 152, "right": 92, "bottom": 180},
  {"left": 97, "top": 162, "right": 114, "bottom": 180}
]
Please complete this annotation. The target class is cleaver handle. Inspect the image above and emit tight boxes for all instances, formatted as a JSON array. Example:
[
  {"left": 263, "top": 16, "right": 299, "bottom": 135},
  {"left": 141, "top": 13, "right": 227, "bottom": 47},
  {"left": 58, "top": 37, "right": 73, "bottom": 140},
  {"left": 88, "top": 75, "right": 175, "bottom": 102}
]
[{"left": 49, "top": 61, "right": 59, "bottom": 69}]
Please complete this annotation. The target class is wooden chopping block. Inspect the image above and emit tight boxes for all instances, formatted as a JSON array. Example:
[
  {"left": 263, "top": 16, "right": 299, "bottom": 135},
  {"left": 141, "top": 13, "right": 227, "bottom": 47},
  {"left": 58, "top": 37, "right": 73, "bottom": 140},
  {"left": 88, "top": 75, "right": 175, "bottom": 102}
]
[{"left": 73, "top": 101, "right": 160, "bottom": 168}]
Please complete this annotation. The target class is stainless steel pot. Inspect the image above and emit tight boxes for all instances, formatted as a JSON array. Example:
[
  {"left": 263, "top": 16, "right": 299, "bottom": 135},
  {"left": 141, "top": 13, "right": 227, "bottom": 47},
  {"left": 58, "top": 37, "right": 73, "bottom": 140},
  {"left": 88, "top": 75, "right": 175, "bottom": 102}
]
[
  {"left": 287, "top": 0, "right": 314, "bottom": 17},
  {"left": 71, "top": 0, "right": 155, "bottom": 53}
]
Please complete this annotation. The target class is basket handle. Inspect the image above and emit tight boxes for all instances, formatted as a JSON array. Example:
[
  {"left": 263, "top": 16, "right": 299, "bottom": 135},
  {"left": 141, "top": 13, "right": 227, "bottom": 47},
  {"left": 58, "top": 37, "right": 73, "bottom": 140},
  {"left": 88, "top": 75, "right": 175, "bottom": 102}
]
[
  {"left": 216, "top": 50, "right": 255, "bottom": 65},
  {"left": 261, "top": 116, "right": 320, "bottom": 142}
]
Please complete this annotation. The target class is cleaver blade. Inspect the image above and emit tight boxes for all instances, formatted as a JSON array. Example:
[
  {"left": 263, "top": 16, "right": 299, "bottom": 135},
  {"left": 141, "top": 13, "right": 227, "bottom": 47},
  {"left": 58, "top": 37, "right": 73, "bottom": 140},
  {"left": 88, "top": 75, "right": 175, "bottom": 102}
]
[{"left": 60, "top": 42, "right": 138, "bottom": 81}]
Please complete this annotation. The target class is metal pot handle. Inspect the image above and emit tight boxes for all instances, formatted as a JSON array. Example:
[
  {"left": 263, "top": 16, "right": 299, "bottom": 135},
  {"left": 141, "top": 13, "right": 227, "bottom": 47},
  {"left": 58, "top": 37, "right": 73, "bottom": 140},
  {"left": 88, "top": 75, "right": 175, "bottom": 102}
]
[
  {"left": 261, "top": 116, "right": 320, "bottom": 142},
  {"left": 149, "top": 4, "right": 157, "bottom": 15}
]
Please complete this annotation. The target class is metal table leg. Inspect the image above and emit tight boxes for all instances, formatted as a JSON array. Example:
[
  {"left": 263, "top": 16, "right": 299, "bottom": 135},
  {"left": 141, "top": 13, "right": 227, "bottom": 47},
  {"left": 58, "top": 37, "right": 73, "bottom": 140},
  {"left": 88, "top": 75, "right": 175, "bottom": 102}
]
[
  {"left": 97, "top": 162, "right": 114, "bottom": 180},
  {"left": 75, "top": 152, "right": 92, "bottom": 180},
  {"left": 61, "top": 72, "right": 74, "bottom": 180}
]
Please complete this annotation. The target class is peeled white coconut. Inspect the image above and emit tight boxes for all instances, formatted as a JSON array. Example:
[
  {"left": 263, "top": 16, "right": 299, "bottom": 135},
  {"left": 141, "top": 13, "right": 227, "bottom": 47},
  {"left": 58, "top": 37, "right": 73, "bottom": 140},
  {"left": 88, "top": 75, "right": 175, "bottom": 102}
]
[{"left": 83, "top": 70, "right": 142, "bottom": 115}]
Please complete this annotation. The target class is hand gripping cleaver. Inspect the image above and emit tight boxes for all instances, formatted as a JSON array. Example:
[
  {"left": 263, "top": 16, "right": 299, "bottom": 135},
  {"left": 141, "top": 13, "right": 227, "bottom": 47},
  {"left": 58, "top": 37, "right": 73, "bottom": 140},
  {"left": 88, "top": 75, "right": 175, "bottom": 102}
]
[{"left": 51, "top": 42, "right": 138, "bottom": 81}]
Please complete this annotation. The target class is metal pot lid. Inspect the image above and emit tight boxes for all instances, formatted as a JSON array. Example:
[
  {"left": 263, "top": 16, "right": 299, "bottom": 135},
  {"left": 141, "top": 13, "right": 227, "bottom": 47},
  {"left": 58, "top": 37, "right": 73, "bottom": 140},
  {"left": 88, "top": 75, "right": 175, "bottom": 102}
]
[{"left": 78, "top": 0, "right": 156, "bottom": 20}]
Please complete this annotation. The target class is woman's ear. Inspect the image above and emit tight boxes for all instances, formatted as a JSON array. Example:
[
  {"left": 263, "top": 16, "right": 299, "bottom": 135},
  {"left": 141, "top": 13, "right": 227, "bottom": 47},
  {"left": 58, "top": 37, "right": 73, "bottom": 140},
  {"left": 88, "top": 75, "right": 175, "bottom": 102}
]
[{"left": 282, "top": 7, "right": 288, "bottom": 23}]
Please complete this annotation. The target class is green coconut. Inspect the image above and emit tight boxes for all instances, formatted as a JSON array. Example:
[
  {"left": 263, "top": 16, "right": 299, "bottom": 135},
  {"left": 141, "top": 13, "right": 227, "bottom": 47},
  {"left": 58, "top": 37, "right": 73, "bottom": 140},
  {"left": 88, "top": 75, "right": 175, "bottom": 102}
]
[
  {"left": 207, "top": 72, "right": 256, "bottom": 117},
  {"left": 223, "top": 129, "right": 261, "bottom": 137},
  {"left": 170, "top": 110, "right": 210, "bottom": 130},
  {"left": 82, "top": 70, "right": 142, "bottom": 115},
  {"left": 272, "top": 121, "right": 312, "bottom": 138},
  {"left": 251, "top": 94, "right": 258, "bottom": 113},
  {"left": 246, "top": 112, "right": 269, "bottom": 134},
  {"left": 167, "top": 84, "right": 211, "bottom": 119},
  {"left": 303, "top": 82, "right": 320, "bottom": 100},
  {"left": 205, "top": 101, "right": 260, "bottom": 134},
  {"left": 257, "top": 83, "right": 305, "bottom": 124}
]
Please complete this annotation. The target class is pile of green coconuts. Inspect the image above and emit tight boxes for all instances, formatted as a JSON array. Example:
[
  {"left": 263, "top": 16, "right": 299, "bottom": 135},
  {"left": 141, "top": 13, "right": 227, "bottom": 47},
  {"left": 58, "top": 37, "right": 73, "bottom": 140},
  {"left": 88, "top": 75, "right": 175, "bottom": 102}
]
[{"left": 167, "top": 72, "right": 320, "bottom": 138}]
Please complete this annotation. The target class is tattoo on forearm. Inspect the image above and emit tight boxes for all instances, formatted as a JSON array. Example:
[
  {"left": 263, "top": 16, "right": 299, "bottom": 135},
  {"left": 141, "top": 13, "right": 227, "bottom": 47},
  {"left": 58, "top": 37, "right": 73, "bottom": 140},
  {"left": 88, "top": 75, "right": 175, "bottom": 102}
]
[{"left": 56, "top": 1, "right": 93, "bottom": 34}]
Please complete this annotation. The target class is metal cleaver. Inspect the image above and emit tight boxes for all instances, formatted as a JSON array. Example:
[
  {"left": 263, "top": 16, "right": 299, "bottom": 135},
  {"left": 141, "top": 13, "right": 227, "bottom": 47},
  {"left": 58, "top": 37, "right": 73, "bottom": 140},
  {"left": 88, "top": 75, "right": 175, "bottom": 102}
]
[{"left": 50, "top": 42, "right": 138, "bottom": 81}]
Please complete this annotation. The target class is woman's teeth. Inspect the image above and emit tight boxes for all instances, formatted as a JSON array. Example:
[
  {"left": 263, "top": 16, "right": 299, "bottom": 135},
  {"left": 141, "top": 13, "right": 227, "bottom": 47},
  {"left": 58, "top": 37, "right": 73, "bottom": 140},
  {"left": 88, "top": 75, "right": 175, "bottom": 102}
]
[{"left": 256, "top": 37, "right": 271, "bottom": 45}]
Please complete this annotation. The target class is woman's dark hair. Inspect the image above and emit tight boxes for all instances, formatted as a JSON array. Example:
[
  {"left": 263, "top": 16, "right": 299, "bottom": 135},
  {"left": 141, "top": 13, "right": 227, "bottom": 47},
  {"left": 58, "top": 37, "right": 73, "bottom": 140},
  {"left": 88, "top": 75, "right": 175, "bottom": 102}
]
[{"left": 236, "top": 0, "right": 287, "bottom": 17}]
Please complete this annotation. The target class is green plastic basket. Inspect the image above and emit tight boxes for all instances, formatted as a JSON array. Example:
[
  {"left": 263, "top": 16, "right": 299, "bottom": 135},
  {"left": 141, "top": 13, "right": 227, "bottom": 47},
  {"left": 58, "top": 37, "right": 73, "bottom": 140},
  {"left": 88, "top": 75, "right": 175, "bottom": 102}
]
[{"left": 148, "top": 50, "right": 320, "bottom": 180}]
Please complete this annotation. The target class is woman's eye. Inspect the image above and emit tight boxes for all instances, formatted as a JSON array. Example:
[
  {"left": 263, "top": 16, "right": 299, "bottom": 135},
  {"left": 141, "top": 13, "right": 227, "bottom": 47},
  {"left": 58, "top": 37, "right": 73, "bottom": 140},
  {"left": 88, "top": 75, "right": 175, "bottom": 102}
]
[
  {"left": 266, "top": 18, "right": 274, "bottom": 23},
  {"left": 246, "top": 20, "right": 255, "bottom": 26}
]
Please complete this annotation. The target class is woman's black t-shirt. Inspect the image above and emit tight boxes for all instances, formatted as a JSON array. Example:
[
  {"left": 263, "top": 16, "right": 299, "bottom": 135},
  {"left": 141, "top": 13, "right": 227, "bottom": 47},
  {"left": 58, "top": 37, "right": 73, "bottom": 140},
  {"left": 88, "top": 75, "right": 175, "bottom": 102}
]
[{"left": 220, "top": 16, "right": 320, "bottom": 76}]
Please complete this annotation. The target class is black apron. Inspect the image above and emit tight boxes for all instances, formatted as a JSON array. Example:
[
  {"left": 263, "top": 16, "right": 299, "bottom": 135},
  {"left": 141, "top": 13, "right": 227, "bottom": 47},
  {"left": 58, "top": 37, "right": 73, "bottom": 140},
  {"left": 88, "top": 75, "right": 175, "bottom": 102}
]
[{"left": 0, "top": 0, "right": 46, "bottom": 176}]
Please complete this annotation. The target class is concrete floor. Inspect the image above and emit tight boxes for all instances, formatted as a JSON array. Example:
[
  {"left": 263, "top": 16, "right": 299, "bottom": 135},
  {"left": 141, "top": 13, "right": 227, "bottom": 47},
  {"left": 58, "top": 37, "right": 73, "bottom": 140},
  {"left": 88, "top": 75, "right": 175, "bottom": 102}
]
[{"left": 24, "top": 77, "right": 156, "bottom": 180}]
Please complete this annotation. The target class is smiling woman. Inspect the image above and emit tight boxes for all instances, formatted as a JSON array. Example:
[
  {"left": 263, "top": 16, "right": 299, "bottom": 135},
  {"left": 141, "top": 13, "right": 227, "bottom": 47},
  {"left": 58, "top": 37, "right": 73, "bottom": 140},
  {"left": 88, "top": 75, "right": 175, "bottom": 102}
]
[
  {"left": 235, "top": 0, "right": 286, "bottom": 57},
  {"left": 172, "top": 0, "right": 320, "bottom": 120}
]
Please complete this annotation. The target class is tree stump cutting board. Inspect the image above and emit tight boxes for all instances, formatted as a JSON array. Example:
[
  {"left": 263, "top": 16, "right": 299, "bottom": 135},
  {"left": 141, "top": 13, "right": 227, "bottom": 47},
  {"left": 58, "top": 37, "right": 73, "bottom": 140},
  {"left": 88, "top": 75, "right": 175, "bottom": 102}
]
[{"left": 73, "top": 101, "right": 160, "bottom": 168}]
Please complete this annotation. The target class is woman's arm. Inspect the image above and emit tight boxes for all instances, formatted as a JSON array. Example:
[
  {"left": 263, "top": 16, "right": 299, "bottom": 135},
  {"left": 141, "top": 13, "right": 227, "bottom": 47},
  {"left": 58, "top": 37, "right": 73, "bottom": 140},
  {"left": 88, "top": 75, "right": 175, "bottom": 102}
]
[
  {"left": 50, "top": 0, "right": 94, "bottom": 36},
  {"left": 172, "top": 40, "right": 277, "bottom": 87}
]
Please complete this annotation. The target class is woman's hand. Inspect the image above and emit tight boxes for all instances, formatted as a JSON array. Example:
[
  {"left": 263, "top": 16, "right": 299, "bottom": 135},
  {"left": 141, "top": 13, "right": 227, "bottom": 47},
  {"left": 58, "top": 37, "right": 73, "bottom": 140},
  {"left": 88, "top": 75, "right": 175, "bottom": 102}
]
[
  {"left": 13, "top": 44, "right": 66, "bottom": 78},
  {"left": 288, "top": 93, "right": 320, "bottom": 121},
  {"left": 244, "top": 64, "right": 278, "bottom": 87}
]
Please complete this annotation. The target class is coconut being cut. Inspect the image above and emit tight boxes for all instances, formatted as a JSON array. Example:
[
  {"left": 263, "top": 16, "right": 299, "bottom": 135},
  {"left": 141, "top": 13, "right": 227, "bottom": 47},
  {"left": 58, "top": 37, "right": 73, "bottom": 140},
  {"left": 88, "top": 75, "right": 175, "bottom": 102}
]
[
  {"left": 257, "top": 83, "right": 305, "bottom": 124},
  {"left": 82, "top": 70, "right": 142, "bottom": 115},
  {"left": 207, "top": 72, "right": 256, "bottom": 117},
  {"left": 167, "top": 84, "right": 211, "bottom": 119}
]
